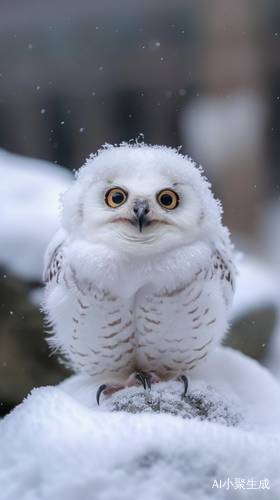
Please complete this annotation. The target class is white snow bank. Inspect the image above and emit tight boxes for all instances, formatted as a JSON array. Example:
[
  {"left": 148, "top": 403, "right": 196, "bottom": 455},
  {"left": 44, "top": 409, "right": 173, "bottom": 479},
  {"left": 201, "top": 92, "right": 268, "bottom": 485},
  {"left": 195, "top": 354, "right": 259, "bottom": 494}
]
[
  {"left": 0, "top": 149, "right": 73, "bottom": 281},
  {"left": 1, "top": 347, "right": 279, "bottom": 500},
  {"left": 232, "top": 257, "right": 279, "bottom": 321},
  {"left": 232, "top": 256, "right": 280, "bottom": 381}
]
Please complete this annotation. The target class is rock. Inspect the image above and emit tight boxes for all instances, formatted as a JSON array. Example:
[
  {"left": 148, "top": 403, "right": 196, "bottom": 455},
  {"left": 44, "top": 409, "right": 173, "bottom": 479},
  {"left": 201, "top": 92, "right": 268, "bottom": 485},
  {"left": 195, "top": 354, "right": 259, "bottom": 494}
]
[
  {"left": 107, "top": 381, "right": 241, "bottom": 427},
  {"left": 0, "top": 269, "right": 71, "bottom": 415}
]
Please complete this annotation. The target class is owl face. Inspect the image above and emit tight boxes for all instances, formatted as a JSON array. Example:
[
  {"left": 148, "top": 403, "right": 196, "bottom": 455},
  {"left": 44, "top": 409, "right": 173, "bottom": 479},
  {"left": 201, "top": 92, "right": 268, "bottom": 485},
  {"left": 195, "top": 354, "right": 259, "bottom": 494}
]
[{"left": 81, "top": 170, "right": 204, "bottom": 255}]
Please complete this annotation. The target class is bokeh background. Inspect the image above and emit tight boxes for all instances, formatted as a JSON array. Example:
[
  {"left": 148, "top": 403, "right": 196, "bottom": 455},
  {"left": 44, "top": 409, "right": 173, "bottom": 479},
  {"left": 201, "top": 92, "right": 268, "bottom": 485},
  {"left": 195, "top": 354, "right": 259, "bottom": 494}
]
[{"left": 1, "top": 0, "right": 280, "bottom": 416}]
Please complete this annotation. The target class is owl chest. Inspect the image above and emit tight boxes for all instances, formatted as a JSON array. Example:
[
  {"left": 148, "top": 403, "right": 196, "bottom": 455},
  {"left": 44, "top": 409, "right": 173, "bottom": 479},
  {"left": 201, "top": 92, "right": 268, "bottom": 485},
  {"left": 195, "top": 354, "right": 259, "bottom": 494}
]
[
  {"left": 132, "top": 276, "right": 228, "bottom": 376},
  {"left": 135, "top": 278, "right": 223, "bottom": 339},
  {"left": 52, "top": 254, "right": 227, "bottom": 378},
  {"left": 67, "top": 274, "right": 224, "bottom": 347}
]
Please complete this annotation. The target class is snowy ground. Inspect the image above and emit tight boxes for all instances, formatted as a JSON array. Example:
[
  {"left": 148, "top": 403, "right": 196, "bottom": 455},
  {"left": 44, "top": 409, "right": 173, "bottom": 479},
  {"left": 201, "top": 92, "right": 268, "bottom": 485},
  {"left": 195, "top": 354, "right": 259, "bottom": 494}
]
[
  {"left": 231, "top": 256, "right": 280, "bottom": 380},
  {"left": 0, "top": 346, "right": 279, "bottom": 500},
  {"left": 0, "top": 149, "right": 73, "bottom": 281}
]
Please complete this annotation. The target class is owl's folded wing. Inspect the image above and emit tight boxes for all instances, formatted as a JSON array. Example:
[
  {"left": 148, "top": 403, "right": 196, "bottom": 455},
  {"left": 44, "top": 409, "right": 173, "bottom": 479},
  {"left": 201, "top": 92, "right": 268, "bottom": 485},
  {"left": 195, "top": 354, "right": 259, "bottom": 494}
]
[
  {"left": 214, "top": 239, "right": 236, "bottom": 310},
  {"left": 42, "top": 228, "right": 69, "bottom": 283}
]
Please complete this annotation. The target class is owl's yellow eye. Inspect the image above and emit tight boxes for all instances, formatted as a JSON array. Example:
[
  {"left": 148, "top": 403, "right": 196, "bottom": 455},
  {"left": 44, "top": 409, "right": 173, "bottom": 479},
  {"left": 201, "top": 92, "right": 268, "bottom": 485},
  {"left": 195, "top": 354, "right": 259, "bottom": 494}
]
[
  {"left": 157, "top": 190, "right": 179, "bottom": 210},
  {"left": 105, "top": 188, "right": 127, "bottom": 208}
]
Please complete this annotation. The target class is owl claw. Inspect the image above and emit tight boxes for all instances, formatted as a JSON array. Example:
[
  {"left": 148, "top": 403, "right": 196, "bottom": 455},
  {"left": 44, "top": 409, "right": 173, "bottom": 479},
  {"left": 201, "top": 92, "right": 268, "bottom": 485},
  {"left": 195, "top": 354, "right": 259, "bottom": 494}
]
[
  {"left": 180, "top": 374, "right": 188, "bottom": 399},
  {"left": 146, "top": 374, "right": 152, "bottom": 391},
  {"left": 96, "top": 384, "right": 107, "bottom": 406},
  {"left": 135, "top": 372, "right": 146, "bottom": 390}
]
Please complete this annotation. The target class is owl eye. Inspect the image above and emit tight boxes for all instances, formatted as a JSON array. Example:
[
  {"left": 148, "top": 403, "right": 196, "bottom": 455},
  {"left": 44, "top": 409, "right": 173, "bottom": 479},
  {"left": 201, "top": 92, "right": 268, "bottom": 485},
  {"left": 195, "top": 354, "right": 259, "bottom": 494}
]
[
  {"left": 157, "top": 190, "right": 179, "bottom": 210},
  {"left": 105, "top": 188, "right": 127, "bottom": 208}
]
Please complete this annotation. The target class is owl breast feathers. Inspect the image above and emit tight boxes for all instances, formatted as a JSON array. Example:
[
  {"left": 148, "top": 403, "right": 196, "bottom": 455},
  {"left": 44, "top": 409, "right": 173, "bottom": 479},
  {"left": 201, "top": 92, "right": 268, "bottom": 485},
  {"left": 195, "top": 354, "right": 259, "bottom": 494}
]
[{"left": 43, "top": 143, "right": 236, "bottom": 395}]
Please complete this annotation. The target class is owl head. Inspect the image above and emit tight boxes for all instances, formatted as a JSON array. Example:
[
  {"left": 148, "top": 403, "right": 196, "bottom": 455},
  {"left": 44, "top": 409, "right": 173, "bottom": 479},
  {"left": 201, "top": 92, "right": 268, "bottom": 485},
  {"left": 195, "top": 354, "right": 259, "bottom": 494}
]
[{"left": 61, "top": 143, "right": 223, "bottom": 255}]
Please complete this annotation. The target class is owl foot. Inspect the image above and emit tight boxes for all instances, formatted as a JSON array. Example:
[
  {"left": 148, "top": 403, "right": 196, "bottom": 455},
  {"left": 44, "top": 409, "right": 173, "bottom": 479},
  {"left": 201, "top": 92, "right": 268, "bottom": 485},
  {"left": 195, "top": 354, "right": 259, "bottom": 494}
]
[{"left": 96, "top": 372, "right": 146, "bottom": 405}]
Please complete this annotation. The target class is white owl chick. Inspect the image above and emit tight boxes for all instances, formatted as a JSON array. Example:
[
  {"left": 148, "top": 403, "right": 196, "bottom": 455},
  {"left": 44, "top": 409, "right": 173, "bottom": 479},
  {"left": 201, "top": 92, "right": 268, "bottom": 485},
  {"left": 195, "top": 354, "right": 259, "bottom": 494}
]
[{"left": 43, "top": 143, "right": 236, "bottom": 404}]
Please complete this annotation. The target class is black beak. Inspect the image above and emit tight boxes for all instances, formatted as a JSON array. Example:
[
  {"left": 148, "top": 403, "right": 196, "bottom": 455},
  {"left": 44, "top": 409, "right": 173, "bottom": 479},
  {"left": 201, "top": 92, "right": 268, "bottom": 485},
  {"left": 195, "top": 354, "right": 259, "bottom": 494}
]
[{"left": 132, "top": 200, "right": 150, "bottom": 233}]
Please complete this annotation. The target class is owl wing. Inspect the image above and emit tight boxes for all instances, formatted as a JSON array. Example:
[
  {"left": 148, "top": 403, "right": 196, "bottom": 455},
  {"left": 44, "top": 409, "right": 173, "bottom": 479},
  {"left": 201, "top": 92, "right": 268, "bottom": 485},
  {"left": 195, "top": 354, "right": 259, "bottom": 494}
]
[
  {"left": 212, "top": 237, "right": 236, "bottom": 309},
  {"left": 42, "top": 228, "right": 69, "bottom": 283}
]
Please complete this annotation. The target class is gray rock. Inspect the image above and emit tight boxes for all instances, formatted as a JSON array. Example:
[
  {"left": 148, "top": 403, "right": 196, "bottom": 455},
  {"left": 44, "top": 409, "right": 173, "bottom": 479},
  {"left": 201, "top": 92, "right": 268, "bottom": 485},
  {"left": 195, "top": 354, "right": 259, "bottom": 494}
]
[
  {"left": 107, "top": 382, "right": 241, "bottom": 427},
  {"left": 0, "top": 270, "right": 71, "bottom": 414}
]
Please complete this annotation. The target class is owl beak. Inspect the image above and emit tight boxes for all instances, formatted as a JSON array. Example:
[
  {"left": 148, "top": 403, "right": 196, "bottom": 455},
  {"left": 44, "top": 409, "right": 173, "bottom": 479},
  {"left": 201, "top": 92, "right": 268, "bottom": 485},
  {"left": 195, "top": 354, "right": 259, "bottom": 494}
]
[{"left": 132, "top": 200, "right": 150, "bottom": 233}]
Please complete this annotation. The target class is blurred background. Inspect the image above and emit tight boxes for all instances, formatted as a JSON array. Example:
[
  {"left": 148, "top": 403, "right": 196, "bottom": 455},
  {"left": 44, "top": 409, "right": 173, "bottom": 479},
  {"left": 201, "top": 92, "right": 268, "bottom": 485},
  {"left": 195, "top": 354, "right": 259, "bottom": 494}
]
[{"left": 1, "top": 0, "right": 280, "bottom": 416}]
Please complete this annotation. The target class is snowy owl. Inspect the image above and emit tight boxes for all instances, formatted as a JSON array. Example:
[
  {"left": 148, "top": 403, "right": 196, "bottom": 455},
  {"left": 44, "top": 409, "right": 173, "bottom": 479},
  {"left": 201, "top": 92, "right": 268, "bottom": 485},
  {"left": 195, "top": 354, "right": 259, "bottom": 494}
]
[{"left": 43, "top": 143, "right": 236, "bottom": 404}]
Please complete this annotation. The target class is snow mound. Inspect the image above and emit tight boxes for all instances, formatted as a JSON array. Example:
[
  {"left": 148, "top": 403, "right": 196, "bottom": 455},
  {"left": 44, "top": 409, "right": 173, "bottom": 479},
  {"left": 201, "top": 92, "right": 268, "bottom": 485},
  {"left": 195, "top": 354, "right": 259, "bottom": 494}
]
[
  {"left": 0, "top": 149, "right": 73, "bottom": 280},
  {"left": 1, "top": 347, "right": 279, "bottom": 499}
]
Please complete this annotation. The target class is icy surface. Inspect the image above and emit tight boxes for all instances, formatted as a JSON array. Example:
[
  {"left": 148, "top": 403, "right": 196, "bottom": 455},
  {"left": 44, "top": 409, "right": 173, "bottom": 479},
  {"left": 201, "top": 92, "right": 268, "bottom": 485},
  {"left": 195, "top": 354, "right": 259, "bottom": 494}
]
[
  {"left": 1, "top": 347, "right": 279, "bottom": 500},
  {"left": 0, "top": 149, "right": 73, "bottom": 280}
]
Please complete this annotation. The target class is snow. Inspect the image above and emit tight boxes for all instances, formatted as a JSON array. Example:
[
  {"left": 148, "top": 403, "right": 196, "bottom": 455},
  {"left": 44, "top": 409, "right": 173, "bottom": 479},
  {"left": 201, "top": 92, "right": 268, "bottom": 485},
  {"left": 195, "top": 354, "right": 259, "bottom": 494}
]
[
  {"left": 258, "top": 200, "right": 280, "bottom": 381},
  {"left": 232, "top": 256, "right": 279, "bottom": 321},
  {"left": 0, "top": 149, "right": 73, "bottom": 281},
  {"left": 0, "top": 346, "right": 279, "bottom": 499},
  {"left": 231, "top": 255, "right": 280, "bottom": 382}
]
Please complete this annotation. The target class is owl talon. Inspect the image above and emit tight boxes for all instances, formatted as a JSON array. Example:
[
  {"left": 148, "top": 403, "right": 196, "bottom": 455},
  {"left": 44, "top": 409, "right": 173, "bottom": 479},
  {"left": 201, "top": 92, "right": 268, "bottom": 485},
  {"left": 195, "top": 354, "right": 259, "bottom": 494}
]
[
  {"left": 96, "top": 384, "right": 107, "bottom": 406},
  {"left": 180, "top": 374, "right": 188, "bottom": 399},
  {"left": 146, "top": 374, "right": 152, "bottom": 391},
  {"left": 135, "top": 372, "right": 146, "bottom": 390}
]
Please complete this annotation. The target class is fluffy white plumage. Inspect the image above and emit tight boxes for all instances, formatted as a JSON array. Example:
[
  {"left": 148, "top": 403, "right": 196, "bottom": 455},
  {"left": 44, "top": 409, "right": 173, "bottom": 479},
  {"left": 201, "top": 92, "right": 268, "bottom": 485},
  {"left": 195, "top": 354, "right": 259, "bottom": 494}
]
[{"left": 43, "top": 143, "right": 236, "bottom": 397}]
